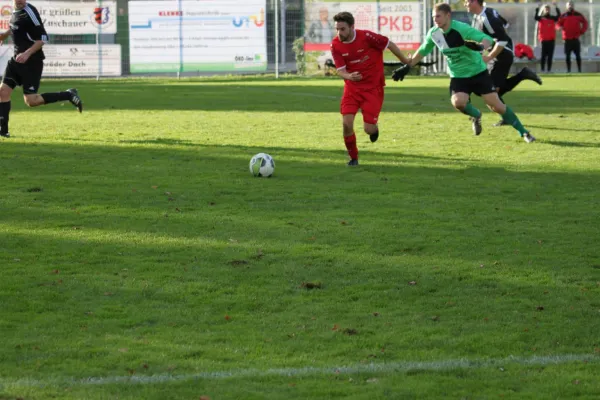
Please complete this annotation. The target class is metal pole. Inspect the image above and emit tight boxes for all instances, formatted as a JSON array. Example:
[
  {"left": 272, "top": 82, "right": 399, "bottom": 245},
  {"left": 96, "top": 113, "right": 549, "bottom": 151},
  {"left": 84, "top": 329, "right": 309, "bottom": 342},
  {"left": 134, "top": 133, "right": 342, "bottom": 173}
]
[
  {"left": 590, "top": 0, "right": 596, "bottom": 46},
  {"left": 275, "top": 0, "right": 279, "bottom": 78},
  {"left": 524, "top": 0, "right": 529, "bottom": 49},
  {"left": 280, "top": 0, "right": 286, "bottom": 66}
]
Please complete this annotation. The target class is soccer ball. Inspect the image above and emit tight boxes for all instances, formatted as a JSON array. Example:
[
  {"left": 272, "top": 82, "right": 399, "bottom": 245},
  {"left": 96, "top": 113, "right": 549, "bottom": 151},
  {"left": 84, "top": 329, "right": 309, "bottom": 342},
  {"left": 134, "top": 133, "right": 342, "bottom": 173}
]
[{"left": 249, "top": 153, "right": 275, "bottom": 177}]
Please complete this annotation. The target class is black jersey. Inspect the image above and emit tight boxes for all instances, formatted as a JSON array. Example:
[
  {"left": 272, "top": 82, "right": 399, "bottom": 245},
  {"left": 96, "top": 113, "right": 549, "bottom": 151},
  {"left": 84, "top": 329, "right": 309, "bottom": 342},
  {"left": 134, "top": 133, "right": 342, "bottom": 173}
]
[
  {"left": 471, "top": 7, "right": 513, "bottom": 55},
  {"left": 9, "top": 3, "right": 47, "bottom": 60}
]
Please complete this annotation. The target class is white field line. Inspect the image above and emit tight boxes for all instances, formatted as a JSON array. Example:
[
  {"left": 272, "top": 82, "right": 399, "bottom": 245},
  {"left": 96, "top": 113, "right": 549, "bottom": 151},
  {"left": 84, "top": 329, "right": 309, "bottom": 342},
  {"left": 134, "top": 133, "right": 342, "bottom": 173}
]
[{"left": 1, "top": 354, "right": 597, "bottom": 388}]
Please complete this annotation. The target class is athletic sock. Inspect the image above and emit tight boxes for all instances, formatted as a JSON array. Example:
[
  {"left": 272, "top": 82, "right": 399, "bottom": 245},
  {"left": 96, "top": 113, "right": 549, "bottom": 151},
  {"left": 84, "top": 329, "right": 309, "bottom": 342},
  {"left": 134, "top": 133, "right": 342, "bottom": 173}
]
[
  {"left": 501, "top": 105, "right": 528, "bottom": 136},
  {"left": 344, "top": 133, "right": 358, "bottom": 160},
  {"left": 0, "top": 101, "right": 11, "bottom": 133},
  {"left": 498, "top": 74, "right": 523, "bottom": 97},
  {"left": 41, "top": 91, "right": 72, "bottom": 104},
  {"left": 462, "top": 103, "right": 481, "bottom": 118}
]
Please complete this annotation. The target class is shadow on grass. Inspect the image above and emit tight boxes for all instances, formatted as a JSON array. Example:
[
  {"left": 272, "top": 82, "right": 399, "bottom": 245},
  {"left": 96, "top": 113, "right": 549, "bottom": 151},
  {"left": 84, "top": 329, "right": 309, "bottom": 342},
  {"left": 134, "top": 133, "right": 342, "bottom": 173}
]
[
  {"left": 0, "top": 139, "right": 599, "bottom": 388},
  {"left": 543, "top": 140, "right": 600, "bottom": 148}
]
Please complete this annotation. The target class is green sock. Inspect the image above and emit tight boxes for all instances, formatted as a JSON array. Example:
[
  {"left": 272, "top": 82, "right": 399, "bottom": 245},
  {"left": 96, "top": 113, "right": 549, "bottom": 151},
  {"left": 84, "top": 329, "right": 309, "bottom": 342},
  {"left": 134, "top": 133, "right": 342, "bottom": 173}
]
[
  {"left": 462, "top": 103, "right": 481, "bottom": 118},
  {"left": 501, "top": 106, "right": 528, "bottom": 136}
]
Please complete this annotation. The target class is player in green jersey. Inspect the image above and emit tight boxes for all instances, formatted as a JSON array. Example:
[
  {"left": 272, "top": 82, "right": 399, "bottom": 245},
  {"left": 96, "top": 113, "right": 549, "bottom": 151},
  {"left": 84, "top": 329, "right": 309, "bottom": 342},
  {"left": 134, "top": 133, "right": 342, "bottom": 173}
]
[{"left": 393, "top": 3, "right": 535, "bottom": 143}]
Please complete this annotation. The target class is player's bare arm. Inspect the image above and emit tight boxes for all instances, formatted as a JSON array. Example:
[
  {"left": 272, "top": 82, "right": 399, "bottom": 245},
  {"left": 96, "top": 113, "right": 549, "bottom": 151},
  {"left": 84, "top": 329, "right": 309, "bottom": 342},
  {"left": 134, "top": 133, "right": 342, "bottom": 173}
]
[
  {"left": 387, "top": 42, "right": 412, "bottom": 65},
  {"left": 336, "top": 67, "right": 362, "bottom": 82},
  {"left": 482, "top": 41, "right": 504, "bottom": 64},
  {"left": 408, "top": 52, "right": 424, "bottom": 67},
  {"left": 16, "top": 40, "right": 44, "bottom": 63}
]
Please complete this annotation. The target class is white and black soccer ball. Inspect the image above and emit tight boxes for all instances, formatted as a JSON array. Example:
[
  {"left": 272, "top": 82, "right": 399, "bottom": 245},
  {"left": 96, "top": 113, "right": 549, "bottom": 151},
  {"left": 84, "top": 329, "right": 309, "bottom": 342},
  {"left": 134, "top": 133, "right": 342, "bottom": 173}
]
[{"left": 249, "top": 153, "right": 275, "bottom": 177}]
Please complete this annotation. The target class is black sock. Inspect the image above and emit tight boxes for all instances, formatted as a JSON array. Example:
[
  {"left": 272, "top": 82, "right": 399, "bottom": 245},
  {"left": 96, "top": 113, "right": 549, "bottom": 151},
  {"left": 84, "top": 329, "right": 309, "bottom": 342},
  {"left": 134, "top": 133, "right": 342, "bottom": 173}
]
[
  {"left": 498, "top": 74, "right": 524, "bottom": 97},
  {"left": 0, "top": 101, "right": 11, "bottom": 133},
  {"left": 41, "top": 91, "right": 72, "bottom": 104}
]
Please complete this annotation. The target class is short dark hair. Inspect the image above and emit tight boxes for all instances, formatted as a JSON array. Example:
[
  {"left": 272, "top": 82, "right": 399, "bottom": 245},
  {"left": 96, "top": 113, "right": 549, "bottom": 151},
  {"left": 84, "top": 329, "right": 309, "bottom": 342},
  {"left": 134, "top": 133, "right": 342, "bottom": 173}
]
[
  {"left": 433, "top": 3, "right": 452, "bottom": 14},
  {"left": 333, "top": 11, "right": 354, "bottom": 26}
]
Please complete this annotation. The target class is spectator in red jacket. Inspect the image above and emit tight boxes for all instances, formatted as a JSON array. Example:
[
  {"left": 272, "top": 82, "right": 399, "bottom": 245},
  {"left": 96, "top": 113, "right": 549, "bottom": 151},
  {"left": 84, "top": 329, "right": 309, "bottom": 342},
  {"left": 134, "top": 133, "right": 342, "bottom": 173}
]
[
  {"left": 535, "top": 3, "right": 560, "bottom": 72},
  {"left": 557, "top": 1, "right": 589, "bottom": 73}
]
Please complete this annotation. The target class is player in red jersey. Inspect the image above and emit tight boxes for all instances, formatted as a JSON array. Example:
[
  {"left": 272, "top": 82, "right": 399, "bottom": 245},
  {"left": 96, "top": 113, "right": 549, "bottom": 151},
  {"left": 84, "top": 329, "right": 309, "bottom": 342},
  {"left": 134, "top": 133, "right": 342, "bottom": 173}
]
[{"left": 330, "top": 11, "right": 411, "bottom": 166}]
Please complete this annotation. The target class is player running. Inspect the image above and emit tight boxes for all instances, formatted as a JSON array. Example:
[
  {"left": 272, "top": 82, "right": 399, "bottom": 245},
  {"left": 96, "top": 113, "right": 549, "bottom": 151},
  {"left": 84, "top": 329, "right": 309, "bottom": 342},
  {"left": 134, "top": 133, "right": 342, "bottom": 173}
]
[
  {"left": 465, "top": 0, "right": 542, "bottom": 127},
  {"left": 0, "top": 0, "right": 82, "bottom": 138},
  {"left": 330, "top": 11, "right": 411, "bottom": 166},
  {"left": 392, "top": 3, "right": 535, "bottom": 143}
]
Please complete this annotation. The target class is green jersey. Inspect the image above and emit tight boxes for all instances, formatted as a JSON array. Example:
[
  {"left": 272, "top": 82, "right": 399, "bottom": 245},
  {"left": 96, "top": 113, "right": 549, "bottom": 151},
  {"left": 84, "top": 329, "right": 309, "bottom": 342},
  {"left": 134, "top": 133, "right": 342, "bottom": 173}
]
[{"left": 417, "top": 20, "right": 494, "bottom": 78}]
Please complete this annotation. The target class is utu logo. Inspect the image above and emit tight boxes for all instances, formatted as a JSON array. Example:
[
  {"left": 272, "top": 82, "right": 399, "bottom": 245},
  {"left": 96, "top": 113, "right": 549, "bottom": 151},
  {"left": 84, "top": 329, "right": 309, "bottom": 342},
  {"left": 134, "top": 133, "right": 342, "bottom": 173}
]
[{"left": 232, "top": 8, "right": 264, "bottom": 28}]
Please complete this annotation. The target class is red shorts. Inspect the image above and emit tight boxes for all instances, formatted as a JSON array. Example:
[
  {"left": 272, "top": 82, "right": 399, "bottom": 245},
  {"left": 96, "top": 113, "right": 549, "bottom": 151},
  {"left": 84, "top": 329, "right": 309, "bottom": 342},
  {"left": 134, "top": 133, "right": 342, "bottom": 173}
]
[{"left": 340, "top": 86, "right": 385, "bottom": 125}]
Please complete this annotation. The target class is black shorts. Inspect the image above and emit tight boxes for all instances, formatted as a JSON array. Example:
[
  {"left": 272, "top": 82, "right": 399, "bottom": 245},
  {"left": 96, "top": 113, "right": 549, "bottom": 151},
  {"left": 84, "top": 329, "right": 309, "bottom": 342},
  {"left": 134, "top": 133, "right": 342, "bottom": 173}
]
[
  {"left": 450, "top": 70, "right": 497, "bottom": 96},
  {"left": 488, "top": 51, "right": 513, "bottom": 89},
  {"left": 2, "top": 57, "right": 44, "bottom": 94}
]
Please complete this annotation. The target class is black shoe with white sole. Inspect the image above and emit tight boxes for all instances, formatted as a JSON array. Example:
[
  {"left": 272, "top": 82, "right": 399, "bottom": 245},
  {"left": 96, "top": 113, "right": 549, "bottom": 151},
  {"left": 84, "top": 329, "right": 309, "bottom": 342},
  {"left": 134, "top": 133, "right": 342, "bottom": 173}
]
[{"left": 67, "top": 88, "right": 83, "bottom": 113}]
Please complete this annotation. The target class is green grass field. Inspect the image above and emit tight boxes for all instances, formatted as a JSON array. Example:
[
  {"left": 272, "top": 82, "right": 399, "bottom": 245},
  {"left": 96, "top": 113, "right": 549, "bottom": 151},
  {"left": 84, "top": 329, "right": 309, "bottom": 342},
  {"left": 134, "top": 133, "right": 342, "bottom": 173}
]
[{"left": 0, "top": 74, "right": 599, "bottom": 399}]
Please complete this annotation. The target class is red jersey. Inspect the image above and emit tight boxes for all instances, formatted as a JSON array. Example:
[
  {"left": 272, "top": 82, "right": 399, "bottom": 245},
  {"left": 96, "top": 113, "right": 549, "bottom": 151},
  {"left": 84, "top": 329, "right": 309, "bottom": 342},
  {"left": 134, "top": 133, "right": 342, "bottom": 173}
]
[
  {"left": 537, "top": 17, "right": 557, "bottom": 42},
  {"left": 557, "top": 11, "right": 588, "bottom": 40},
  {"left": 330, "top": 29, "right": 389, "bottom": 89}
]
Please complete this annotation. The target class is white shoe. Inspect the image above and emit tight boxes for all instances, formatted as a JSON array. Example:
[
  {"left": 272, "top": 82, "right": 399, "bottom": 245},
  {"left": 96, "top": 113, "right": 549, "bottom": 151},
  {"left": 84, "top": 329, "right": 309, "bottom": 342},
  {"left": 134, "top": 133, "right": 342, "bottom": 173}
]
[{"left": 523, "top": 132, "right": 536, "bottom": 143}]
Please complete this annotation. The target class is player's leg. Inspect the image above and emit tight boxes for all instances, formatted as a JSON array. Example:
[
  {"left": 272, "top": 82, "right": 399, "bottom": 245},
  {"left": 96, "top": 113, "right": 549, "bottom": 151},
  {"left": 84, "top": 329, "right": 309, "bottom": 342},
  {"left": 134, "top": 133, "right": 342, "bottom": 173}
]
[
  {"left": 360, "top": 86, "right": 384, "bottom": 143},
  {"left": 547, "top": 40, "right": 555, "bottom": 72},
  {"left": 342, "top": 114, "right": 359, "bottom": 165},
  {"left": 565, "top": 40, "right": 572, "bottom": 73},
  {"left": 23, "top": 61, "right": 83, "bottom": 112},
  {"left": 340, "top": 87, "right": 360, "bottom": 165},
  {"left": 0, "top": 59, "right": 20, "bottom": 138},
  {"left": 497, "top": 54, "right": 542, "bottom": 100},
  {"left": 481, "top": 92, "right": 534, "bottom": 143},
  {"left": 574, "top": 39, "right": 582, "bottom": 73},
  {"left": 450, "top": 77, "right": 482, "bottom": 136},
  {"left": 540, "top": 41, "right": 548, "bottom": 72}
]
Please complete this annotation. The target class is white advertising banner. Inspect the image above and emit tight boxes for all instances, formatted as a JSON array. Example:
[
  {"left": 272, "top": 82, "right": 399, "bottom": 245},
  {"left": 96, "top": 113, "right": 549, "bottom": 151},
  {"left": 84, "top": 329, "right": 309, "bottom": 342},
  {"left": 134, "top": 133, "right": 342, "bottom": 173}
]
[
  {"left": 0, "top": 1, "right": 117, "bottom": 34},
  {"left": 0, "top": 45, "right": 121, "bottom": 77},
  {"left": 128, "top": 0, "right": 267, "bottom": 73},
  {"left": 43, "top": 44, "right": 121, "bottom": 76},
  {"left": 305, "top": 2, "right": 422, "bottom": 51}
]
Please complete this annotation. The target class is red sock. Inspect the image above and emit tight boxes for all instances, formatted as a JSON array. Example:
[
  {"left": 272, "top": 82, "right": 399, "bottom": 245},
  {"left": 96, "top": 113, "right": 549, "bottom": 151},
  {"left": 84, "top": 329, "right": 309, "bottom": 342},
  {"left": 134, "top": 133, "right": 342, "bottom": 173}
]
[{"left": 344, "top": 133, "right": 358, "bottom": 160}]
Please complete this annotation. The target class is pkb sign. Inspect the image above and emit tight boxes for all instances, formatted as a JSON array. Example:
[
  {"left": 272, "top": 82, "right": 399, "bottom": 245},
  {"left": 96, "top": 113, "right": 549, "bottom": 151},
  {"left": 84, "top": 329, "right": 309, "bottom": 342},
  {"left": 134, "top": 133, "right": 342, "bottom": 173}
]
[{"left": 378, "top": 15, "right": 414, "bottom": 32}]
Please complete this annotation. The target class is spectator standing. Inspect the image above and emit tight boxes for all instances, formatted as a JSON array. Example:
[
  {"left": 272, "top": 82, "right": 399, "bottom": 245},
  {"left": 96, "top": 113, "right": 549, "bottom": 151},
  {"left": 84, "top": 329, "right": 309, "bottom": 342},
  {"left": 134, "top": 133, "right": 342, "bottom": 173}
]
[
  {"left": 535, "top": 2, "right": 561, "bottom": 72},
  {"left": 557, "top": 1, "right": 588, "bottom": 73}
]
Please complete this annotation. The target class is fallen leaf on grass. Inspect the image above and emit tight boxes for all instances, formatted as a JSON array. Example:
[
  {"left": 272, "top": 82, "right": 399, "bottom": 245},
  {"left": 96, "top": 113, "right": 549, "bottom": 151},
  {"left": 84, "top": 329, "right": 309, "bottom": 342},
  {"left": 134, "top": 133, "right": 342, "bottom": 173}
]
[
  {"left": 224, "top": 315, "right": 231, "bottom": 321},
  {"left": 332, "top": 324, "right": 339, "bottom": 331},
  {"left": 372, "top": 312, "right": 380, "bottom": 317},
  {"left": 343, "top": 328, "right": 358, "bottom": 336},
  {"left": 301, "top": 282, "right": 322, "bottom": 289},
  {"left": 253, "top": 249, "right": 264, "bottom": 260}
]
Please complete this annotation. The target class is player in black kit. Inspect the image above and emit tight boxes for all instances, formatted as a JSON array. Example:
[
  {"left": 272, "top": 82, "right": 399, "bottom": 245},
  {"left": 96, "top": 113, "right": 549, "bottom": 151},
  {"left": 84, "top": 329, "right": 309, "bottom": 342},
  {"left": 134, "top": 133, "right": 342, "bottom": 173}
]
[
  {"left": 465, "top": 0, "right": 542, "bottom": 127},
  {"left": 0, "top": 0, "right": 82, "bottom": 138}
]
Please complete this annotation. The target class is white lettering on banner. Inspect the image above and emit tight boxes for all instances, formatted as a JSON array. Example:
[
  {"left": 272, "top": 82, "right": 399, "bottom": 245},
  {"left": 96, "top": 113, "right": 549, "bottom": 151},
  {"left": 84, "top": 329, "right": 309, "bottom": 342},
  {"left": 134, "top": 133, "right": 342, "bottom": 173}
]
[
  {"left": 0, "top": 1, "right": 117, "bottom": 34},
  {"left": 128, "top": 0, "right": 267, "bottom": 73}
]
